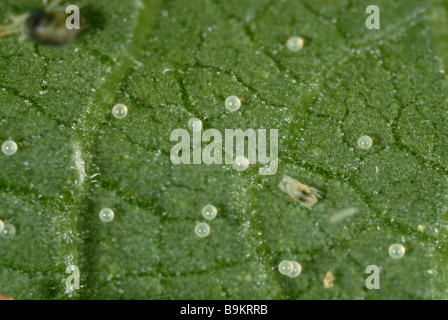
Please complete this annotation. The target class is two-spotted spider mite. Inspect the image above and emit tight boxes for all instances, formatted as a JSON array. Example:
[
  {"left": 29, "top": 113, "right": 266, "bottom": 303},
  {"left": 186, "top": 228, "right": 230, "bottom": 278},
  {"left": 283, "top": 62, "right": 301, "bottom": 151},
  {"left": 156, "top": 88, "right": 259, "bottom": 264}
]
[
  {"left": 278, "top": 175, "right": 321, "bottom": 207},
  {"left": 0, "top": 0, "right": 84, "bottom": 45}
]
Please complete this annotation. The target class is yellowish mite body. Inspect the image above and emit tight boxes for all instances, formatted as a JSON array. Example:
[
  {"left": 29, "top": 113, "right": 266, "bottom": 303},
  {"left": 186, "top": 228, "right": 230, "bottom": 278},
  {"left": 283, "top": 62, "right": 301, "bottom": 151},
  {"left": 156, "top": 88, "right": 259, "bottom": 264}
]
[
  {"left": 323, "top": 271, "right": 335, "bottom": 288},
  {"left": 0, "top": 0, "right": 84, "bottom": 46},
  {"left": 278, "top": 175, "right": 321, "bottom": 207}
]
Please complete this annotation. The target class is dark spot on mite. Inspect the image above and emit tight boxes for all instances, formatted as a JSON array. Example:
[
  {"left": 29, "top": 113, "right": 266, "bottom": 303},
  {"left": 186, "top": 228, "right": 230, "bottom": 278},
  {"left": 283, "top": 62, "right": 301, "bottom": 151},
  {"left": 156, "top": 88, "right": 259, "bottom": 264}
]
[
  {"left": 26, "top": 10, "right": 47, "bottom": 29},
  {"left": 296, "top": 193, "right": 310, "bottom": 203}
]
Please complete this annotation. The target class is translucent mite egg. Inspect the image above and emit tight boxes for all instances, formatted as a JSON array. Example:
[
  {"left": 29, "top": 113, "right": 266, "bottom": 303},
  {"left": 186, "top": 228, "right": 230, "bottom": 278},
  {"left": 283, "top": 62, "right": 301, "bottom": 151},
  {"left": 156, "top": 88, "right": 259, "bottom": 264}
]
[
  {"left": 99, "top": 208, "right": 114, "bottom": 222},
  {"left": 233, "top": 156, "right": 249, "bottom": 172},
  {"left": 357, "top": 135, "right": 373, "bottom": 150},
  {"left": 195, "top": 222, "right": 210, "bottom": 238},
  {"left": 244, "top": 274, "right": 253, "bottom": 282},
  {"left": 112, "top": 103, "right": 128, "bottom": 119},
  {"left": 288, "top": 261, "right": 302, "bottom": 278},
  {"left": 388, "top": 243, "right": 405, "bottom": 259},
  {"left": 0, "top": 220, "right": 4, "bottom": 232},
  {"left": 225, "top": 96, "right": 241, "bottom": 112},
  {"left": 286, "top": 36, "right": 304, "bottom": 52},
  {"left": 417, "top": 224, "right": 424, "bottom": 232},
  {"left": 1, "top": 140, "right": 18, "bottom": 156},
  {"left": 188, "top": 118, "right": 202, "bottom": 132},
  {"left": 202, "top": 204, "right": 217, "bottom": 220},
  {"left": 1, "top": 224, "right": 16, "bottom": 239},
  {"left": 278, "top": 260, "right": 294, "bottom": 276}
]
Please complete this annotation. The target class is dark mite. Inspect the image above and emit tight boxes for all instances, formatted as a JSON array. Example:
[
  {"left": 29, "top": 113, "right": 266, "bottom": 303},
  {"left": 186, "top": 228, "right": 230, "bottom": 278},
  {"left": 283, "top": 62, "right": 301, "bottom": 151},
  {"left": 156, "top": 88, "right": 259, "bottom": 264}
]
[{"left": 0, "top": 0, "right": 84, "bottom": 46}]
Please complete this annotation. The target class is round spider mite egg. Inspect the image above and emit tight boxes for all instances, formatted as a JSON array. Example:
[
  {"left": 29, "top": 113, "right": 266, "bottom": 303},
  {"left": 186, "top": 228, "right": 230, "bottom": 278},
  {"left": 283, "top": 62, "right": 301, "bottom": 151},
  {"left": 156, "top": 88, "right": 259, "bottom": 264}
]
[
  {"left": 233, "top": 156, "right": 249, "bottom": 172},
  {"left": 1, "top": 224, "right": 16, "bottom": 239},
  {"left": 2, "top": 140, "right": 18, "bottom": 156},
  {"left": 202, "top": 204, "right": 217, "bottom": 220},
  {"left": 195, "top": 222, "right": 210, "bottom": 238},
  {"left": 278, "top": 260, "right": 294, "bottom": 276},
  {"left": 288, "top": 261, "right": 302, "bottom": 278},
  {"left": 357, "top": 135, "right": 373, "bottom": 150},
  {"left": 112, "top": 104, "right": 128, "bottom": 119},
  {"left": 286, "top": 36, "right": 304, "bottom": 52},
  {"left": 225, "top": 96, "right": 241, "bottom": 112},
  {"left": 388, "top": 243, "right": 405, "bottom": 259},
  {"left": 0, "top": 220, "right": 4, "bottom": 232},
  {"left": 188, "top": 118, "right": 202, "bottom": 132},
  {"left": 244, "top": 274, "right": 253, "bottom": 282},
  {"left": 99, "top": 208, "right": 114, "bottom": 222}
]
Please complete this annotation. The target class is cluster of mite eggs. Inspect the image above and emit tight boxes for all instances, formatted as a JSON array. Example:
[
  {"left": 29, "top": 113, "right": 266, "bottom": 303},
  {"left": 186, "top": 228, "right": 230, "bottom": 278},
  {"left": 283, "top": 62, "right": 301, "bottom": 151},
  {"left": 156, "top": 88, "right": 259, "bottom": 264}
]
[
  {"left": 278, "top": 260, "right": 302, "bottom": 278},
  {"left": 112, "top": 97, "right": 250, "bottom": 172},
  {"left": 277, "top": 243, "right": 405, "bottom": 281},
  {"left": 97, "top": 204, "right": 218, "bottom": 238},
  {"left": 0, "top": 24, "right": 394, "bottom": 282},
  {"left": 0, "top": 102, "right": 379, "bottom": 263},
  {"left": 195, "top": 204, "right": 218, "bottom": 238}
]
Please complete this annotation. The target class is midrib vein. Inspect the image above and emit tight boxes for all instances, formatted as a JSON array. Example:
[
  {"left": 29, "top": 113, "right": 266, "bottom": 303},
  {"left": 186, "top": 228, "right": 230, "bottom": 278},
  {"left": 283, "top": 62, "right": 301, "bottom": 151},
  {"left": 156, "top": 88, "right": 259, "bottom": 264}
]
[{"left": 57, "top": 0, "right": 162, "bottom": 299}]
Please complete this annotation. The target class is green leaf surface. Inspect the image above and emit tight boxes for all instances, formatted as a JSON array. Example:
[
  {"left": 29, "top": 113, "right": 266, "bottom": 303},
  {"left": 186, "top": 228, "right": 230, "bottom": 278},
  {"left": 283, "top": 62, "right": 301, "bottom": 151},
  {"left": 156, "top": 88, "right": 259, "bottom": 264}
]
[{"left": 0, "top": 0, "right": 448, "bottom": 300}]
